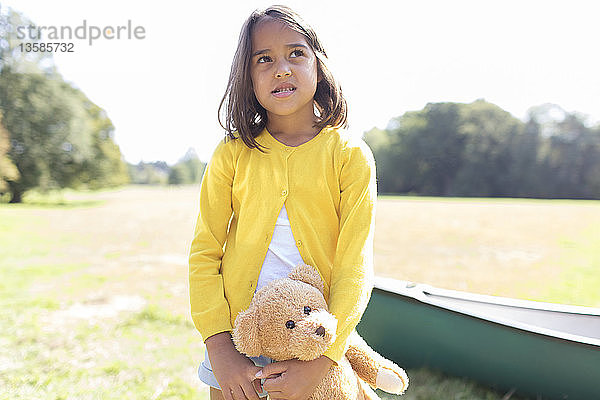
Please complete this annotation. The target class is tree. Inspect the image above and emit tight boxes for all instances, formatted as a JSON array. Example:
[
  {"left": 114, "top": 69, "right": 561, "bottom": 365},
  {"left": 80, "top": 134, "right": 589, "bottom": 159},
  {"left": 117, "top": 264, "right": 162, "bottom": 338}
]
[
  {"left": 539, "top": 112, "right": 600, "bottom": 199},
  {"left": 0, "top": 69, "right": 95, "bottom": 201},
  {"left": 366, "top": 102, "right": 465, "bottom": 195},
  {"left": 128, "top": 161, "right": 169, "bottom": 185},
  {"left": 414, "top": 102, "right": 465, "bottom": 195},
  {"left": 0, "top": 6, "right": 55, "bottom": 75},
  {"left": 365, "top": 100, "right": 600, "bottom": 199},
  {"left": 1, "top": 71, "right": 73, "bottom": 201},
  {"left": 78, "top": 101, "right": 129, "bottom": 189},
  {"left": 507, "top": 117, "right": 542, "bottom": 197},
  {"left": 167, "top": 164, "right": 186, "bottom": 185},
  {"left": 0, "top": 111, "right": 19, "bottom": 193},
  {"left": 363, "top": 127, "right": 395, "bottom": 192},
  {"left": 0, "top": 7, "right": 128, "bottom": 202},
  {"left": 168, "top": 148, "right": 206, "bottom": 185},
  {"left": 451, "top": 100, "right": 522, "bottom": 196}
]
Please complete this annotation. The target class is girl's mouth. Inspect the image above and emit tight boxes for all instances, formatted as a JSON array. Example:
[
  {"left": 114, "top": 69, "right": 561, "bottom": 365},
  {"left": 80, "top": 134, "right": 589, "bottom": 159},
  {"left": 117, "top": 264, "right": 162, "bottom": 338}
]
[{"left": 271, "top": 87, "right": 296, "bottom": 98}]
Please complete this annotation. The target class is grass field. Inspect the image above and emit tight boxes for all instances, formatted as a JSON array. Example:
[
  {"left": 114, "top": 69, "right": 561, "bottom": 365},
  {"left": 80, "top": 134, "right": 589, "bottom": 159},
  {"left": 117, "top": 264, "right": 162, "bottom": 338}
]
[
  {"left": 374, "top": 195, "right": 600, "bottom": 307},
  {"left": 1, "top": 186, "right": 599, "bottom": 399}
]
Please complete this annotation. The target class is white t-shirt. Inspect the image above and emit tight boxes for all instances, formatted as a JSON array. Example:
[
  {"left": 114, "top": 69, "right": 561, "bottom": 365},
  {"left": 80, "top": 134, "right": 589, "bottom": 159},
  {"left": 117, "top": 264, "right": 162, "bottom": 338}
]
[{"left": 256, "top": 204, "right": 303, "bottom": 292}]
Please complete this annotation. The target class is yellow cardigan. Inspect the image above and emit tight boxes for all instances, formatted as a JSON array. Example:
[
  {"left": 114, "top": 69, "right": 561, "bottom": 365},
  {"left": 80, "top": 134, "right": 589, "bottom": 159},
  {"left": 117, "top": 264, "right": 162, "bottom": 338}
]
[{"left": 189, "top": 126, "right": 377, "bottom": 362}]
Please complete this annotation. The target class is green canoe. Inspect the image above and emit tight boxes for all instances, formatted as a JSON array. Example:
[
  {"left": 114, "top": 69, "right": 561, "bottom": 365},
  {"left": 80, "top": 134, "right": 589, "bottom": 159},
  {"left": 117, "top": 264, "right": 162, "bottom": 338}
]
[{"left": 356, "top": 278, "right": 600, "bottom": 400}]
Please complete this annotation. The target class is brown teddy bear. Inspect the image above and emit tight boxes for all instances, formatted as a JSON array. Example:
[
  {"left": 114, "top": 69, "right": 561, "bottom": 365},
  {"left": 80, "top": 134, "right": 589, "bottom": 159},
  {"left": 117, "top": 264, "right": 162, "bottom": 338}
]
[{"left": 233, "top": 263, "right": 409, "bottom": 399}]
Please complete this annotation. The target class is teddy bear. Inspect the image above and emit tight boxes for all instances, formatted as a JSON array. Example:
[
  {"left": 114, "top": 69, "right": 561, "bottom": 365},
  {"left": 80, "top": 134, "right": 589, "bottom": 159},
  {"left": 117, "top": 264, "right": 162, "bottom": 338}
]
[{"left": 233, "top": 263, "right": 409, "bottom": 400}]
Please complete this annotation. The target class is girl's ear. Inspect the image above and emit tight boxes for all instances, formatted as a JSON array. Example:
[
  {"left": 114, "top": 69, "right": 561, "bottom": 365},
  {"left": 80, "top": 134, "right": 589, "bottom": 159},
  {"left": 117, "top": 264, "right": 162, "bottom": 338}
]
[{"left": 232, "top": 304, "right": 261, "bottom": 357}]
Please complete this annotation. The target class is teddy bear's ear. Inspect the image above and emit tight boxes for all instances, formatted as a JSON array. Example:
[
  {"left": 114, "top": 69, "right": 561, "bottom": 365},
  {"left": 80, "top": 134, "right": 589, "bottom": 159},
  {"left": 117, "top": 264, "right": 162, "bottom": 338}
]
[
  {"left": 289, "top": 263, "right": 324, "bottom": 294},
  {"left": 232, "top": 304, "right": 261, "bottom": 357}
]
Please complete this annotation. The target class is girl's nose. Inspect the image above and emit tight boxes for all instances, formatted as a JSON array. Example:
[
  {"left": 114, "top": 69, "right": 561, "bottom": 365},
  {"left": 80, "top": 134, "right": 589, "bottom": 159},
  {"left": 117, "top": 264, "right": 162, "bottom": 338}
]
[
  {"left": 275, "top": 62, "right": 292, "bottom": 78},
  {"left": 275, "top": 70, "right": 292, "bottom": 78}
]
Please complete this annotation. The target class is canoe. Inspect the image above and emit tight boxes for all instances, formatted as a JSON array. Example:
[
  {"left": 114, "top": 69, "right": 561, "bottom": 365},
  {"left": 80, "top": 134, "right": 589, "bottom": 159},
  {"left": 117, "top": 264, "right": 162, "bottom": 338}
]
[{"left": 356, "top": 277, "right": 600, "bottom": 400}]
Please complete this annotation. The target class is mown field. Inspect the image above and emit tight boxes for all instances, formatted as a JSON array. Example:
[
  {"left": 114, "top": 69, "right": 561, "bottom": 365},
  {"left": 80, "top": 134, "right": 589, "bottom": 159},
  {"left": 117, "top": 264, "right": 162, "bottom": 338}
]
[
  {"left": 1, "top": 186, "right": 599, "bottom": 400},
  {"left": 374, "top": 196, "right": 600, "bottom": 307}
]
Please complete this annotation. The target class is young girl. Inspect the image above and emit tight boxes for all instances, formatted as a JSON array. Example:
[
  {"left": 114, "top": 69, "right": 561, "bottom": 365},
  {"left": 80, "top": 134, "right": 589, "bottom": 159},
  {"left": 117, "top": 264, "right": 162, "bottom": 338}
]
[{"left": 189, "top": 5, "right": 377, "bottom": 400}]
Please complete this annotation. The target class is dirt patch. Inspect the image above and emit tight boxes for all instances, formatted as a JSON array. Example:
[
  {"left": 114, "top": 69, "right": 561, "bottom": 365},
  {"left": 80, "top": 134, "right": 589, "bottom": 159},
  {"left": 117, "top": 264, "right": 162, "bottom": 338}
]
[{"left": 51, "top": 295, "right": 147, "bottom": 322}]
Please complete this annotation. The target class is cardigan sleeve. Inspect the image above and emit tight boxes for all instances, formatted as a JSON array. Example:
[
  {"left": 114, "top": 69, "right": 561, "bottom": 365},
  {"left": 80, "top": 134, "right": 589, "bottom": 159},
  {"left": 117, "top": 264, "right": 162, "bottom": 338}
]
[
  {"left": 189, "top": 139, "right": 235, "bottom": 341},
  {"left": 324, "top": 139, "right": 377, "bottom": 363}
]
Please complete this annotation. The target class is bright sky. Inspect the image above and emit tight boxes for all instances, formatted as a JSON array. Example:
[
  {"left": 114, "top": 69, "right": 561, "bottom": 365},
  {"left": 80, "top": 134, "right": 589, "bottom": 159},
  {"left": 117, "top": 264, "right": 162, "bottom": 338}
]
[{"left": 2, "top": 0, "right": 600, "bottom": 164}]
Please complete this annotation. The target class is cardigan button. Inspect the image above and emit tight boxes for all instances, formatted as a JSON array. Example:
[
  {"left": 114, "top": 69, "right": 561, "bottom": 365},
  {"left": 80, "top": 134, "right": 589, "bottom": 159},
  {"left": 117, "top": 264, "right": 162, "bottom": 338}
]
[
  {"left": 281, "top": 189, "right": 288, "bottom": 196},
  {"left": 296, "top": 240, "right": 302, "bottom": 247}
]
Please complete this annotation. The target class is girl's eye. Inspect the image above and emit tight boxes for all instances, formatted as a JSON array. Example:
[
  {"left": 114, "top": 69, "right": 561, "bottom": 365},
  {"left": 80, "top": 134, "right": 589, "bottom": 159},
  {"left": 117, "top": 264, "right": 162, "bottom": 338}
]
[
  {"left": 286, "top": 320, "right": 296, "bottom": 329},
  {"left": 290, "top": 49, "right": 304, "bottom": 58},
  {"left": 257, "top": 55, "right": 272, "bottom": 63}
]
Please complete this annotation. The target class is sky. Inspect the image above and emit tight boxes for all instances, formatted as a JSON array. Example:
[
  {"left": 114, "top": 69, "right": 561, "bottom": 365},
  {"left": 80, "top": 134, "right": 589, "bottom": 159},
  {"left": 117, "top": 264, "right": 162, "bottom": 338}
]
[{"left": 2, "top": 0, "right": 600, "bottom": 164}]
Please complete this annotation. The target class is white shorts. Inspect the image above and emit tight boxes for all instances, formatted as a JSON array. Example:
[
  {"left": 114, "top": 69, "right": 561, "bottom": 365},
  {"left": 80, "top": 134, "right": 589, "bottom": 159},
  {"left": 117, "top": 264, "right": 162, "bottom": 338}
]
[{"left": 198, "top": 348, "right": 274, "bottom": 397}]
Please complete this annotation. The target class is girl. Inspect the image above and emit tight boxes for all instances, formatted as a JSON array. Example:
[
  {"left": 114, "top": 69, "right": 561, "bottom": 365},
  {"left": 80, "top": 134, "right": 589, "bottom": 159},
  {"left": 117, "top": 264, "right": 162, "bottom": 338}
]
[{"left": 189, "top": 5, "right": 377, "bottom": 400}]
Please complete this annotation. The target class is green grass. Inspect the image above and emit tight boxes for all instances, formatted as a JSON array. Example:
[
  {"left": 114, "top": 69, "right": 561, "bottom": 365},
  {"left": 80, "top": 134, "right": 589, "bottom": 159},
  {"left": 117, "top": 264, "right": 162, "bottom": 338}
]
[
  {"left": 1, "top": 302, "right": 204, "bottom": 399},
  {"left": 1, "top": 187, "right": 107, "bottom": 208},
  {"left": 374, "top": 195, "right": 600, "bottom": 308},
  {"left": 3, "top": 187, "right": 599, "bottom": 400},
  {"left": 378, "top": 368, "right": 530, "bottom": 400},
  {"left": 0, "top": 191, "right": 206, "bottom": 400},
  {"left": 0, "top": 211, "right": 52, "bottom": 257},
  {"left": 0, "top": 263, "right": 87, "bottom": 301},
  {"left": 0, "top": 208, "right": 89, "bottom": 301},
  {"left": 548, "top": 223, "right": 600, "bottom": 306}
]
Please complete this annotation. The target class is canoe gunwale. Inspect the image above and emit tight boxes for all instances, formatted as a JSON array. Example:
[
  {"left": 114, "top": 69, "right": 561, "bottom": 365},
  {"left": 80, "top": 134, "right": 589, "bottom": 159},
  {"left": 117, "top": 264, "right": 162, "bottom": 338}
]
[{"left": 373, "top": 277, "right": 600, "bottom": 348}]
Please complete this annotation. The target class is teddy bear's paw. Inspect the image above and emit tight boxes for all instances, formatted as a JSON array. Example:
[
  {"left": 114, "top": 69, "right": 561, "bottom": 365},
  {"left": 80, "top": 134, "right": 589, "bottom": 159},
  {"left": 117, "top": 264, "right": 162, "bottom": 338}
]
[{"left": 376, "top": 366, "right": 409, "bottom": 395}]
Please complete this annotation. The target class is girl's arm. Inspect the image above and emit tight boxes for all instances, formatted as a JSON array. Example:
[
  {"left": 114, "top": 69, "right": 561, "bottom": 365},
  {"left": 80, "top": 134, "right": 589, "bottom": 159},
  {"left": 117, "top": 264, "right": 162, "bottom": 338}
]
[
  {"left": 192, "top": 141, "right": 265, "bottom": 397},
  {"left": 189, "top": 140, "right": 235, "bottom": 341},
  {"left": 206, "top": 332, "right": 262, "bottom": 400},
  {"left": 258, "top": 356, "right": 333, "bottom": 400},
  {"left": 325, "top": 139, "right": 377, "bottom": 363}
]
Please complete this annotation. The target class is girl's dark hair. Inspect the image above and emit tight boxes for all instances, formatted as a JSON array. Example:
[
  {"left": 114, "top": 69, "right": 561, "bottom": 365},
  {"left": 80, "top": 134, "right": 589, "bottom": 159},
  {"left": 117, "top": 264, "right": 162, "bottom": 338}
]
[{"left": 218, "top": 5, "right": 348, "bottom": 150}]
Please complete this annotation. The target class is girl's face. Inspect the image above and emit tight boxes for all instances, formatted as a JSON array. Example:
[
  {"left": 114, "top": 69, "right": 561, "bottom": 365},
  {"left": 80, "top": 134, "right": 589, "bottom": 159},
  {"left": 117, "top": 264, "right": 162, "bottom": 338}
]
[{"left": 250, "top": 18, "right": 319, "bottom": 125}]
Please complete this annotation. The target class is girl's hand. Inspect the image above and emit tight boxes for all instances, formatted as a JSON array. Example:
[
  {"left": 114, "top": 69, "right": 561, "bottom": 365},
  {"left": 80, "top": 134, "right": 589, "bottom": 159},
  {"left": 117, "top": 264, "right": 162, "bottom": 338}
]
[
  {"left": 256, "top": 356, "right": 334, "bottom": 400},
  {"left": 205, "top": 332, "right": 263, "bottom": 400}
]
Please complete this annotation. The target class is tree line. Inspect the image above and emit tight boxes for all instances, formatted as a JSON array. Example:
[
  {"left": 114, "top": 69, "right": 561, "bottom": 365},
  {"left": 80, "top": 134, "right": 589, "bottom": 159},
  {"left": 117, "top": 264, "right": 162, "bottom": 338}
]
[
  {"left": 364, "top": 100, "right": 600, "bottom": 199},
  {"left": 127, "top": 149, "right": 205, "bottom": 186}
]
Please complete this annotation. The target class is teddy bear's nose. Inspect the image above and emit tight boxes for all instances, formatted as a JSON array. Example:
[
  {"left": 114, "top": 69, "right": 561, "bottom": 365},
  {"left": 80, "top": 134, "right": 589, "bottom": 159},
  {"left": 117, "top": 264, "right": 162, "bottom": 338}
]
[{"left": 315, "top": 326, "right": 326, "bottom": 337}]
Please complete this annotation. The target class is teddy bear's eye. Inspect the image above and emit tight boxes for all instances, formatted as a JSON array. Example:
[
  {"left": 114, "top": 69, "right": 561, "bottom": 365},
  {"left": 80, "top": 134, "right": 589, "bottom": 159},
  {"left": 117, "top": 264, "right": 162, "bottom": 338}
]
[
  {"left": 286, "top": 320, "right": 296, "bottom": 329},
  {"left": 304, "top": 306, "right": 311, "bottom": 315}
]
